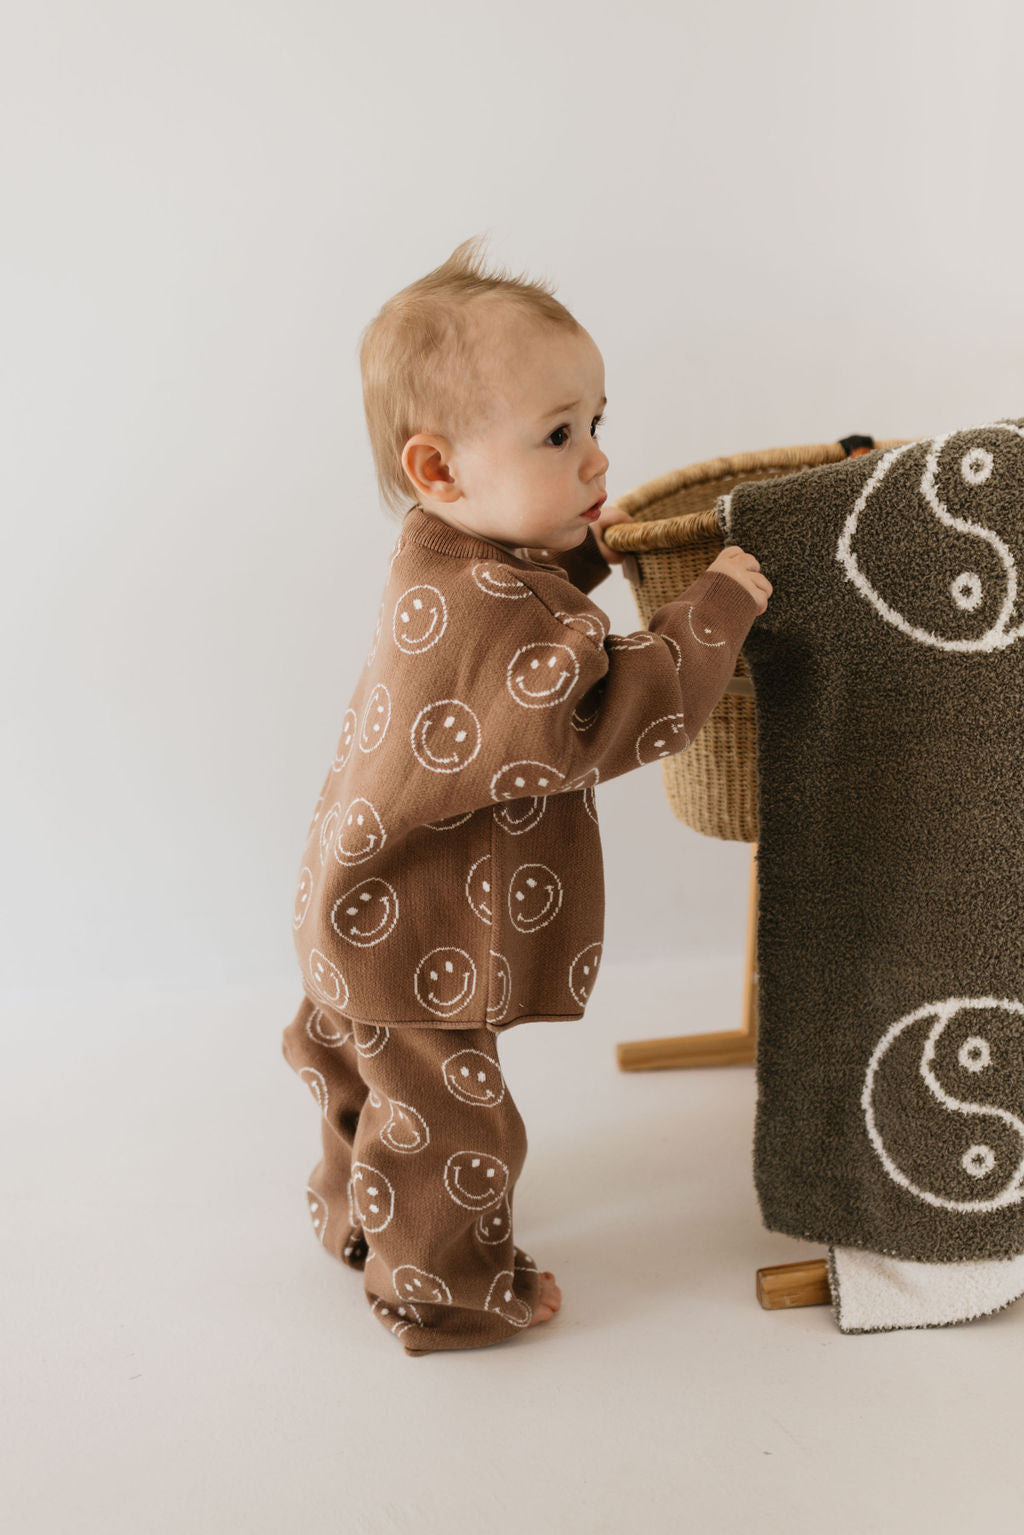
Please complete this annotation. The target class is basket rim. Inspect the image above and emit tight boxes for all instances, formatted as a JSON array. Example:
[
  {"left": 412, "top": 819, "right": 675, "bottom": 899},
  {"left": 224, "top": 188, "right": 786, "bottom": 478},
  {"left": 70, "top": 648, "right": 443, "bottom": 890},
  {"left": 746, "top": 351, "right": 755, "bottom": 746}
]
[{"left": 604, "top": 438, "right": 911, "bottom": 551}]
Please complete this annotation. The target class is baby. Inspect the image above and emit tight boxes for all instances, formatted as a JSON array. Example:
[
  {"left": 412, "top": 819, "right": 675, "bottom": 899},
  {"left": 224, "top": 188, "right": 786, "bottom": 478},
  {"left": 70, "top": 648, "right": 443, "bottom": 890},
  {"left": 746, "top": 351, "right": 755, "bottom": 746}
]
[{"left": 282, "top": 236, "right": 771, "bottom": 1355}]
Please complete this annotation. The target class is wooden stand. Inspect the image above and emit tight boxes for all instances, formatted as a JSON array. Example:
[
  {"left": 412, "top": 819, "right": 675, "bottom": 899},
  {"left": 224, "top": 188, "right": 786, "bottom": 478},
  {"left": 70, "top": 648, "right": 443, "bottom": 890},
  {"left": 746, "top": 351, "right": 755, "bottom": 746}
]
[
  {"left": 756, "top": 1259, "right": 831, "bottom": 1309},
  {"left": 615, "top": 843, "right": 832, "bottom": 1308},
  {"left": 616, "top": 843, "right": 759, "bottom": 1072}
]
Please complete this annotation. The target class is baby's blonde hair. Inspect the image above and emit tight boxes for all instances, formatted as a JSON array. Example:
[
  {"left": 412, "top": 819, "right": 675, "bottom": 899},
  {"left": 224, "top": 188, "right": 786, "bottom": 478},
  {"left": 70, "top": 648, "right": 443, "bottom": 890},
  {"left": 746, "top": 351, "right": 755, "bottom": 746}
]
[{"left": 358, "top": 235, "right": 582, "bottom": 517}]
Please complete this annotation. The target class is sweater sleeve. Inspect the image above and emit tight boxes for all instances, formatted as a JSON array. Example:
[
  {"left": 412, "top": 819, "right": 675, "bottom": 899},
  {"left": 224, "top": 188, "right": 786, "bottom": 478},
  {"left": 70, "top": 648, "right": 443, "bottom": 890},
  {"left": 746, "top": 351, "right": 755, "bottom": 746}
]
[
  {"left": 383, "top": 566, "right": 759, "bottom": 833},
  {"left": 545, "top": 528, "right": 611, "bottom": 593}
]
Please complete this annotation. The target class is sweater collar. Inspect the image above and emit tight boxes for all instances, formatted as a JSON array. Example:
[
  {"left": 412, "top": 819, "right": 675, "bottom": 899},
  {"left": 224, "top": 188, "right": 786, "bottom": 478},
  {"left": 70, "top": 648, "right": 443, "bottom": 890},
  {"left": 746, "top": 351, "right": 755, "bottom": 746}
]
[{"left": 401, "top": 505, "right": 540, "bottom": 567}]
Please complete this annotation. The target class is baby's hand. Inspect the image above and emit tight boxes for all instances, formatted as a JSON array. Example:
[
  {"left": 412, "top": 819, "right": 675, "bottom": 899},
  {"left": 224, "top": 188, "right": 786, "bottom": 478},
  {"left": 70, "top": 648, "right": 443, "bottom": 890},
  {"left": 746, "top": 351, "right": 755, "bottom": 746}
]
[
  {"left": 707, "top": 544, "right": 773, "bottom": 614},
  {"left": 590, "top": 500, "right": 633, "bottom": 565}
]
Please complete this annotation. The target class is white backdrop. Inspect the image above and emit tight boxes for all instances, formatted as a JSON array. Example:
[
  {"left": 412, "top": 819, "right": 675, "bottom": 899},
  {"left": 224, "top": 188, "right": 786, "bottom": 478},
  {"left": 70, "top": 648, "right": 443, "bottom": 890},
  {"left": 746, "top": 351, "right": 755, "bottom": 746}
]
[{"left": 5, "top": 0, "right": 1023, "bottom": 1001}]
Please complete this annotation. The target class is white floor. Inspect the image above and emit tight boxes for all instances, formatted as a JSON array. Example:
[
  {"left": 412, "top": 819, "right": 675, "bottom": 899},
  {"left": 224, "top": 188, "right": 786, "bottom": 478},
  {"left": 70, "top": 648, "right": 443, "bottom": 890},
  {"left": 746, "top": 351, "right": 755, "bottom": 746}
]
[{"left": 7, "top": 955, "right": 1023, "bottom": 1534}]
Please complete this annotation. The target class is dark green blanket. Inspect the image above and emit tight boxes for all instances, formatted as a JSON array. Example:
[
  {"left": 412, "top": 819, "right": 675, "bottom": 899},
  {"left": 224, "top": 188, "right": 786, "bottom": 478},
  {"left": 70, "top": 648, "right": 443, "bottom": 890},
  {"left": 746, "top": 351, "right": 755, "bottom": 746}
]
[{"left": 717, "top": 422, "right": 1024, "bottom": 1261}]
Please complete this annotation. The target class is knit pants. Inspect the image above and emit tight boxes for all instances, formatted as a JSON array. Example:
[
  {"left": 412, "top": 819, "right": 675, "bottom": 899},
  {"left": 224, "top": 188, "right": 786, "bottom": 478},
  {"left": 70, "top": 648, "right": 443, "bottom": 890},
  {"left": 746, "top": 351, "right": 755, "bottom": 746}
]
[{"left": 282, "top": 994, "right": 542, "bottom": 1355}]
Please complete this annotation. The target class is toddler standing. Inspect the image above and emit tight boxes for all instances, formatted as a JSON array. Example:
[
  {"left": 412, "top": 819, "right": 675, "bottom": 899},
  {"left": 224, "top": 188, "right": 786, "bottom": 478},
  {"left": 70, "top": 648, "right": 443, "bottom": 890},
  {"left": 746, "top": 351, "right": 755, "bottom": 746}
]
[{"left": 283, "top": 236, "right": 771, "bottom": 1355}]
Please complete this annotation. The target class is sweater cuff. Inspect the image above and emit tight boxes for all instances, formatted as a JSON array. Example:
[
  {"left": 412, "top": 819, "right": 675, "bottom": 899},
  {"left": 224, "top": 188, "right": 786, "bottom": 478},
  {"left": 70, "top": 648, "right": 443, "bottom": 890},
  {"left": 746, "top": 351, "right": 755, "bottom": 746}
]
[{"left": 654, "top": 567, "right": 761, "bottom": 633}]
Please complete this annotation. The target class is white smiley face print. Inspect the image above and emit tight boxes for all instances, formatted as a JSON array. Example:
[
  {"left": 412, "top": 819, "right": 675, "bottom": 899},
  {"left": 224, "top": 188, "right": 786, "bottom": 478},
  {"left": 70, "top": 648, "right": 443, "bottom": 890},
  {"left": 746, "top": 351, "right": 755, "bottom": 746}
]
[
  {"left": 569, "top": 943, "right": 603, "bottom": 1006},
  {"left": 414, "top": 948, "right": 478, "bottom": 1018},
  {"left": 636, "top": 714, "right": 689, "bottom": 765},
  {"left": 331, "top": 878, "right": 399, "bottom": 947},
  {"left": 305, "top": 1007, "right": 351, "bottom": 1048},
  {"left": 507, "top": 641, "right": 579, "bottom": 709},
  {"left": 333, "top": 798, "right": 387, "bottom": 864},
  {"left": 308, "top": 949, "right": 349, "bottom": 1008},
  {"left": 444, "top": 1150, "right": 509, "bottom": 1210},
  {"left": 564, "top": 767, "right": 599, "bottom": 823},
  {"left": 476, "top": 1195, "right": 511, "bottom": 1244},
  {"left": 358, "top": 684, "right": 391, "bottom": 753},
  {"left": 299, "top": 1067, "right": 328, "bottom": 1116},
  {"left": 508, "top": 864, "right": 563, "bottom": 933},
  {"left": 490, "top": 761, "right": 565, "bottom": 832},
  {"left": 365, "top": 607, "right": 384, "bottom": 667},
  {"left": 410, "top": 699, "right": 481, "bottom": 774},
  {"left": 318, "top": 801, "right": 342, "bottom": 866},
  {"left": 370, "top": 1297, "right": 417, "bottom": 1339},
  {"left": 293, "top": 866, "right": 313, "bottom": 930},
  {"left": 333, "top": 709, "right": 358, "bottom": 771},
  {"left": 380, "top": 1098, "right": 430, "bottom": 1154},
  {"left": 607, "top": 631, "right": 658, "bottom": 652},
  {"left": 555, "top": 609, "right": 608, "bottom": 642},
  {"left": 349, "top": 1162, "right": 395, "bottom": 1232},
  {"left": 392, "top": 1265, "right": 452, "bottom": 1306},
  {"left": 351, "top": 1022, "right": 390, "bottom": 1058},
  {"left": 393, "top": 585, "right": 448, "bottom": 653},
  {"left": 443, "top": 1048, "right": 507, "bottom": 1107},
  {"left": 306, "top": 1186, "right": 328, "bottom": 1245},
  {"left": 426, "top": 810, "right": 473, "bottom": 831},
  {"left": 472, "top": 562, "right": 531, "bottom": 599},
  {"left": 486, "top": 950, "right": 512, "bottom": 1025},
  {"left": 466, "top": 855, "right": 494, "bottom": 924},
  {"left": 484, "top": 1271, "right": 531, "bottom": 1328},
  {"left": 571, "top": 687, "right": 603, "bottom": 733}
]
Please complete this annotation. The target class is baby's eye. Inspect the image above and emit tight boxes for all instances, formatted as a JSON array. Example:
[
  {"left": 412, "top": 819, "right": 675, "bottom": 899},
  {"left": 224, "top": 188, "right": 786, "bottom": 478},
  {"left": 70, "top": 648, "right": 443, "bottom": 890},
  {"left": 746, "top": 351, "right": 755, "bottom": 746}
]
[{"left": 547, "top": 413, "right": 605, "bottom": 448}]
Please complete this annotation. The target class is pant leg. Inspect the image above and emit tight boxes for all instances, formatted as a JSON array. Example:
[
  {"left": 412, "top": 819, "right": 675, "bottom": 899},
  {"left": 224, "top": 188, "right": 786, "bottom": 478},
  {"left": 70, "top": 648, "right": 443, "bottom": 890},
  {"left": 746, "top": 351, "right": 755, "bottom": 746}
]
[
  {"left": 349, "top": 1022, "right": 541, "bottom": 1356},
  {"left": 282, "top": 993, "right": 371, "bottom": 1269}
]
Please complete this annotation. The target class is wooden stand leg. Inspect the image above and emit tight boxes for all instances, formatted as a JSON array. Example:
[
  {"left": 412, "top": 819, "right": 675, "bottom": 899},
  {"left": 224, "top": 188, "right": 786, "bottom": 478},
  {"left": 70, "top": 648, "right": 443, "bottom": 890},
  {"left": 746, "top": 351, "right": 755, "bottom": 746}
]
[
  {"left": 616, "top": 843, "right": 760, "bottom": 1071},
  {"left": 756, "top": 1259, "right": 831, "bottom": 1309}
]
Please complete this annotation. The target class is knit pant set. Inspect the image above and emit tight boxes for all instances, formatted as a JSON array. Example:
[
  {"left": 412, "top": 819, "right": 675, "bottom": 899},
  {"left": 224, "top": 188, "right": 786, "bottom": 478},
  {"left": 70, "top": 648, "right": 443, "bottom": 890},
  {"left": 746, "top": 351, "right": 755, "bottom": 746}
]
[
  {"left": 284, "top": 507, "right": 758, "bottom": 1356},
  {"left": 283, "top": 995, "right": 539, "bottom": 1355}
]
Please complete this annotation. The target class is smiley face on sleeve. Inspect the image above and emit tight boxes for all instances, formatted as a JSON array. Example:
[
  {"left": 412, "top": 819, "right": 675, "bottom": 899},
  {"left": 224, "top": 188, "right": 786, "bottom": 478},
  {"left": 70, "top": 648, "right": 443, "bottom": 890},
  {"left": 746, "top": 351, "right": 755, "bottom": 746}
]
[
  {"left": 332, "top": 798, "right": 388, "bottom": 864},
  {"left": 393, "top": 585, "right": 448, "bottom": 653},
  {"left": 410, "top": 699, "right": 482, "bottom": 773},
  {"left": 635, "top": 714, "right": 689, "bottom": 765},
  {"left": 507, "top": 642, "right": 579, "bottom": 708},
  {"left": 358, "top": 684, "right": 391, "bottom": 752}
]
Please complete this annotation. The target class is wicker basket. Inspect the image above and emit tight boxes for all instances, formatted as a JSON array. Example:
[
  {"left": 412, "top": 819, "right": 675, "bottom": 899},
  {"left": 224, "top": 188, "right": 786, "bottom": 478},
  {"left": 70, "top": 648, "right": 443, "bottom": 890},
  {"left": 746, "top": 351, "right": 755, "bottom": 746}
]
[{"left": 602, "top": 439, "right": 905, "bottom": 842}]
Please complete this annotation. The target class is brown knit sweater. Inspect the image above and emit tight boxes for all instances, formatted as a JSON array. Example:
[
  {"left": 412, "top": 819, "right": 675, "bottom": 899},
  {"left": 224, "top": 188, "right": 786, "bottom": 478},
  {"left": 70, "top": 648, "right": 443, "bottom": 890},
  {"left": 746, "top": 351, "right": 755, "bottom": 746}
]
[{"left": 291, "top": 505, "right": 759, "bottom": 1030}]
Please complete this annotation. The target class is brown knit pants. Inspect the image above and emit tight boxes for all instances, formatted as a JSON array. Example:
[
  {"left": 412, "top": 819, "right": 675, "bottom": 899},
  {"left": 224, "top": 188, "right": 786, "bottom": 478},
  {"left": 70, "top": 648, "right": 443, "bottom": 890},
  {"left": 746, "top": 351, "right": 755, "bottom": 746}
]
[{"left": 282, "top": 994, "right": 542, "bottom": 1355}]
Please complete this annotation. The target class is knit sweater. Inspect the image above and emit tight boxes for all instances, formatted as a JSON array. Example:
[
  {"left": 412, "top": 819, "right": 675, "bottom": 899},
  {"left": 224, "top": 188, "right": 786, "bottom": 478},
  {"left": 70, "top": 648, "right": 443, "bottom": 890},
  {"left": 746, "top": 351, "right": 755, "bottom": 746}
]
[{"left": 291, "top": 505, "right": 760, "bottom": 1030}]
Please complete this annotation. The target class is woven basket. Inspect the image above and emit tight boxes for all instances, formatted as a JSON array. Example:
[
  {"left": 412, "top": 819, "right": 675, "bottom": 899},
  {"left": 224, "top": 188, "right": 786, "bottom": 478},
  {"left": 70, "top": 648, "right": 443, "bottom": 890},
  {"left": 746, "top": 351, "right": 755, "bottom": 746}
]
[{"left": 602, "top": 439, "right": 905, "bottom": 842}]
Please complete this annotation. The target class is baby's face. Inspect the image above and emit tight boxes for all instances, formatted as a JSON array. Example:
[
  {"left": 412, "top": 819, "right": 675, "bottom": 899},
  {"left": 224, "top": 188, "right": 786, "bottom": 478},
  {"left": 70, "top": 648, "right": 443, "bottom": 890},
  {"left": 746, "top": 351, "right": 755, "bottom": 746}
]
[{"left": 419, "top": 312, "right": 609, "bottom": 554}]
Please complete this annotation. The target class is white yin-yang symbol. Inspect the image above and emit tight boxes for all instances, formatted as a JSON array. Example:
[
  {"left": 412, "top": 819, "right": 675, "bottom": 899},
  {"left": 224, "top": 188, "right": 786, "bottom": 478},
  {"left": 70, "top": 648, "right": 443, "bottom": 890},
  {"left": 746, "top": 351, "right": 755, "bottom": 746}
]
[
  {"left": 837, "top": 426, "right": 1024, "bottom": 652},
  {"left": 863, "top": 996, "right": 1024, "bottom": 1210}
]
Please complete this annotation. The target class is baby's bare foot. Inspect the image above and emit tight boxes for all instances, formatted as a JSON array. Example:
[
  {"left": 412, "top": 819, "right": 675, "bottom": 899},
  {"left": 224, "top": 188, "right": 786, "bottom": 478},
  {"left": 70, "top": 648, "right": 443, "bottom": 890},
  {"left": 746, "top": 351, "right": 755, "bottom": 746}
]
[{"left": 528, "top": 1271, "right": 562, "bottom": 1327}]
